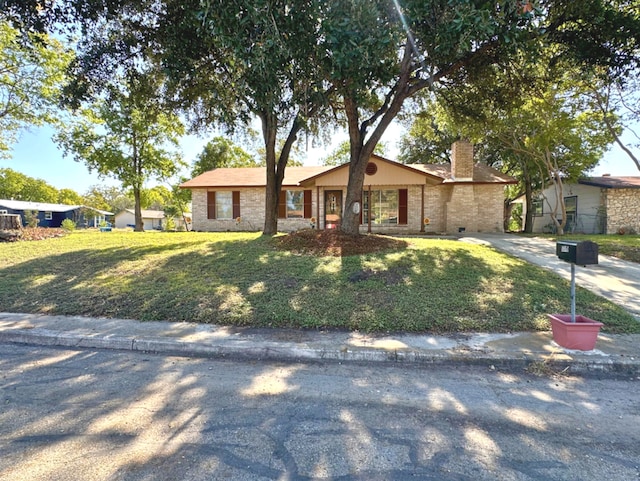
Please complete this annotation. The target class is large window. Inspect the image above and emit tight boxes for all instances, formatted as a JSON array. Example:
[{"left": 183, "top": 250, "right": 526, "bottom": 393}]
[
  {"left": 279, "top": 190, "right": 312, "bottom": 219},
  {"left": 207, "top": 191, "right": 240, "bottom": 220},
  {"left": 286, "top": 191, "right": 304, "bottom": 218},
  {"left": 363, "top": 190, "right": 399, "bottom": 225},
  {"left": 215, "top": 191, "right": 233, "bottom": 219}
]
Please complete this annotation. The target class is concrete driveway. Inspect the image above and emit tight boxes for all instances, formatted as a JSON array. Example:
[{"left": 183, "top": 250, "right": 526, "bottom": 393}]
[{"left": 459, "top": 233, "right": 640, "bottom": 320}]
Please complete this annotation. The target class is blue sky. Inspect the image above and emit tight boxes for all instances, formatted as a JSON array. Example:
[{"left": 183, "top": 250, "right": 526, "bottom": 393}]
[{"left": 1, "top": 122, "right": 638, "bottom": 194}]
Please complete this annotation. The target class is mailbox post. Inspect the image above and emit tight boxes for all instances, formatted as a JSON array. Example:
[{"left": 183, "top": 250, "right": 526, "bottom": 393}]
[{"left": 556, "top": 240, "right": 599, "bottom": 322}]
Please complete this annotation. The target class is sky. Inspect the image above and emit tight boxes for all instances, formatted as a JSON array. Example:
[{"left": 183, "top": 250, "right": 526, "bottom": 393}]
[{"left": 1, "top": 122, "right": 638, "bottom": 194}]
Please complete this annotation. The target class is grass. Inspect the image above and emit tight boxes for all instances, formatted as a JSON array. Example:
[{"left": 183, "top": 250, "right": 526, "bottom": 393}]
[
  {"left": 526, "top": 233, "right": 640, "bottom": 264},
  {"left": 0, "top": 230, "right": 638, "bottom": 334}
]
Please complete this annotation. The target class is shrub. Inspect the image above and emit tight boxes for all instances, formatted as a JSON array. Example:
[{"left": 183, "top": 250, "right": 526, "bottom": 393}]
[
  {"left": 23, "top": 210, "right": 39, "bottom": 228},
  {"left": 61, "top": 219, "right": 76, "bottom": 232}
]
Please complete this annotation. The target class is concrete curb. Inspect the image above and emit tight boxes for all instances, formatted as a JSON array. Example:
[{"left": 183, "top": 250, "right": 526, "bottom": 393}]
[{"left": 2, "top": 321, "right": 639, "bottom": 378}]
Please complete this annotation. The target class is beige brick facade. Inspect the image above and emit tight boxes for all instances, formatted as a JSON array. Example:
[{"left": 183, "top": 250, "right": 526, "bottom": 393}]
[
  {"left": 605, "top": 188, "right": 640, "bottom": 234},
  {"left": 185, "top": 145, "right": 513, "bottom": 235},
  {"left": 192, "top": 183, "right": 506, "bottom": 235}
]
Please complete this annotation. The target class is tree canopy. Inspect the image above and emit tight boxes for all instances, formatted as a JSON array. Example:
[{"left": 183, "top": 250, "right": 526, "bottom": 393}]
[
  {"left": 56, "top": 73, "right": 185, "bottom": 231},
  {"left": 0, "top": 20, "right": 72, "bottom": 157}
]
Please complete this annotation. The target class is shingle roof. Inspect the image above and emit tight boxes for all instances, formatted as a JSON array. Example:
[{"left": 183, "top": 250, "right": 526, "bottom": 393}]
[
  {"left": 0, "top": 199, "right": 113, "bottom": 215},
  {"left": 180, "top": 166, "right": 331, "bottom": 188},
  {"left": 578, "top": 176, "right": 640, "bottom": 189},
  {"left": 180, "top": 159, "right": 517, "bottom": 188},
  {"left": 121, "top": 209, "right": 166, "bottom": 219}
]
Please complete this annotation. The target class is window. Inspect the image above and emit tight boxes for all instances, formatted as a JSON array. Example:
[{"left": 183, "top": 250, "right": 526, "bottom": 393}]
[
  {"left": 286, "top": 191, "right": 304, "bottom": 218},
  {"left": 363, "top": 190, "right": 404, "bottom": 225},
  {"left": 44, "top": 211, "right": 52, "bottom": 220},
  {"left": 564, "top": 195, "right": 577, "bottom": 227},
  {"left": 207, "top": 191, "right": 240, "bottom": 220},
  {"left": 532, "top": 199, "right": 543, "bottom": 217},
  {"left": 279, "top": 190, "right": 312, "bottom": 219}
]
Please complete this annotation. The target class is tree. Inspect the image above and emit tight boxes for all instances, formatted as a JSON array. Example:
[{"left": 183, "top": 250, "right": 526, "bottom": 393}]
[
  {"left": 191, "top": 136, "right": 261, "bottom": 178},
  {"left": 56, "top": 73, "right": 185, "bottom": 231},
  {"left": 0, "top": 20, "right": 72, "bottom": 157},
  {"left": 322, "top": 140, "right": 387, "bottom": 166},
  {"left": 83, "top": 185, "right": 133, "bottom": 213},
  {"left": 155, "top": 0, "right": 333, "bottom": 235},
  {"left": 401, "top": 53, "right": 615, "bottom": 234},
  {"left": 0, "top": 167, "right": 60, "bottom": 202},
  {"left": 316, "top": 0, "right": 640, "bottom": 235},
  {"left": 57, "top": 188, "right": 84, "bottom": 205}
]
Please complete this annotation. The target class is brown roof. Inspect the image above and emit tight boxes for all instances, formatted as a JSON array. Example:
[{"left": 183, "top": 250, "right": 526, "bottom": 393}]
[
  {"left": 180, "top": 166, "right": 331, "bottom": 189},
  {"left": 407, "top": 163, "right": 517, "bottom": 184},
  {"left": 579, "top": 176, "right": 640, "bottom": 189},
  {"left": 180, "top": 159, "right": 517, "bottom": 189}
]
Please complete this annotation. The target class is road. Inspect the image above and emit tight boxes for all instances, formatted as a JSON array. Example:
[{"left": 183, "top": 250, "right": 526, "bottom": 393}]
[{"left": 1, "top": 344, "right": 639, "bottom": 481}]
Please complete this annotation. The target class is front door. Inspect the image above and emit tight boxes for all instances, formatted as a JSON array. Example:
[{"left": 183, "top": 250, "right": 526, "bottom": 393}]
[{"left": 324, "top": 190, "right": 343, "bottom": 230}]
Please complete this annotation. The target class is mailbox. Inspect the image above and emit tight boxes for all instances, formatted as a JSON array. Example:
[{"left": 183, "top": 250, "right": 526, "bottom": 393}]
[{"left": 556, "top": 240, "right": 598, "bottom": 265}]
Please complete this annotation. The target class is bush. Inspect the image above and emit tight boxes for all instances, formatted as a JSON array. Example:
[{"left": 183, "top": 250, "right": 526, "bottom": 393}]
[
  {"left": 23, "top": 210, "right": 39, "bottom": 228},
  {"left": 61, "top": 219, "right": 76, "bottom": 232}
]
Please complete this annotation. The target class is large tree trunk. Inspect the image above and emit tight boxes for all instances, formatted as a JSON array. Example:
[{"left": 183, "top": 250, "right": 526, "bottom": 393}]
[
  {"left": 523, "top": 164, "right": 534, "bottom": 233},
  {"left": 262, "top": 112, "right": 302, "bottom": 236},
  {"left": 133, "top": 185, "right": 144, "bottom": 232}
]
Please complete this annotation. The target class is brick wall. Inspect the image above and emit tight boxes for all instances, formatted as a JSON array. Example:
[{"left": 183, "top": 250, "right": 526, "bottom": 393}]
[
  {"left": 606, "top": 189, "right": 640, "bottom": 234},
  {"left": 191, "top": 183, "right": 506, "bottom": 234},
  {"left": 451, "top": 140, "right": 474, "bottom": 180}
]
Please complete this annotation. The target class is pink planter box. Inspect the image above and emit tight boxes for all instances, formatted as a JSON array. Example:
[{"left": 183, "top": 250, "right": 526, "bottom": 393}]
[{"left": 547, "top": 314, "right": 603, "bottom": 351}]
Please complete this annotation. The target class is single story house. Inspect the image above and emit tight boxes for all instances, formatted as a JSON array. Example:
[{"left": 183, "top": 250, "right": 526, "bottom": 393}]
[
  {"left": 525, "top": 176, "right": 640, "bottom": 234},
  {"left": 180, "top": 140, "right": 517, "bottom": 234},
  {"left": 114, "top": 208, "right": 192, "bottom": 231},
  {"left": 0, "top": 199, "right": 112, "bottom": 228}
]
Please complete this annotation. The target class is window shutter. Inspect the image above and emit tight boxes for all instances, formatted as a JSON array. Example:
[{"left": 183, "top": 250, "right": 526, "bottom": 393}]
[
  {"left": 278, "top": 190, "right": 287, "bottom": 218},
  {"left": 232, "top": 191, "right": 241, "bottom": 219},
  {"left": 303, "top": 190, "right": 312, "bottom": 218},
  {"left": 399, "top": 189, "right": 408, "bottom": 225},
  {"left": 359, "top": 192, "right": 364, "bottom": 224},
  {"left": 207, "top": 191, "right": 216, "bottom": 219}
]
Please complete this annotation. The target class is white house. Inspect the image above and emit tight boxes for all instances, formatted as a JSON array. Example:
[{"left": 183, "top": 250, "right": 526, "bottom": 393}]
[{"left": 525, "top": 176, "right": 640, "bottom": 234}]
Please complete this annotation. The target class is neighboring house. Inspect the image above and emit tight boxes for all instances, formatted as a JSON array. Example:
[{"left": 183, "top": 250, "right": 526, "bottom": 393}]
[
  {"left": 180, "top": 140, "right": 517, "bottom": 234},
  {"left": 115, "top": 209, "right": 165, "bottom": 230},
  {"left": 525, "top": 176, "right": 640, "bottom": 234},
  {"left": 0, "top": 199, "right": 112, "bottom": 228},
  {"left": 113, "top": 209, "right": 192, "bottom": 231}
]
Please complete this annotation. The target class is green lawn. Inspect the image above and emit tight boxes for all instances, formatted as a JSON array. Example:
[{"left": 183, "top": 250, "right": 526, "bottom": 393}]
[
  {"left": 529, "top": 234, "right": 640, "bottom": 264},
  {"left": 1, "top": 230, "right": 638, "bottom": 333}
]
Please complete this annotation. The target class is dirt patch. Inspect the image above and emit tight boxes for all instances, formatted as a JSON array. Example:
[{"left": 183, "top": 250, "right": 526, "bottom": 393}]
[
  {"left": 274, "top": 229, "right": 408, "bottom": 257},
  {"left": 0, "top": 227, "right": 66, "bottom": 242}
]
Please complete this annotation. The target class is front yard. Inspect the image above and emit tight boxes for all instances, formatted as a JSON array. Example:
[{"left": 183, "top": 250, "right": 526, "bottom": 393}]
[{"left": 1, "top": 230, "right": 637, "bottom": 333}]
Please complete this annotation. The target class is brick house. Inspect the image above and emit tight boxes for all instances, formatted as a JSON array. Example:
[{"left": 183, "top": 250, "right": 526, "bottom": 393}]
[{"left": 180, "top": 140, "right": 516, "bottom": 234}]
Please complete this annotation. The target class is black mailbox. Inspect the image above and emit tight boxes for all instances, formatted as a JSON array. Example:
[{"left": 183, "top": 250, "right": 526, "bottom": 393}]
[{"left": 556, "top": 240, "right": 598, "bottom": 265}]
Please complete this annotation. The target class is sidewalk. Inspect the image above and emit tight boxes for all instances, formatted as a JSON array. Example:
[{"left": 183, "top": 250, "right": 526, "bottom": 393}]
[{"left": 1, "top": 312, "right": 639, "bottom": 376}]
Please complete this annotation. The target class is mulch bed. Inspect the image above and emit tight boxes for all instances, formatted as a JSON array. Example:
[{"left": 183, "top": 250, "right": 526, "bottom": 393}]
[
  {"left": 274, "top": 229, "right": 408, "bottom": 257},
  {"left": 0, "top": 227, "right": 66, "bottom": 242}
]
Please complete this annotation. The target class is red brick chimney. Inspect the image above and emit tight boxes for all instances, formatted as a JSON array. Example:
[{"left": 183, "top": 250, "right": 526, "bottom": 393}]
[{"left": 451, "top": 140, "right": 474, "bottom": 180}]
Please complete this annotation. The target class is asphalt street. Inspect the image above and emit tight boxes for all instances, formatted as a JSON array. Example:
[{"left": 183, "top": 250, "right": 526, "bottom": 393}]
[{"left": 1, "top": 344, "right": 639, "bottom": 481}]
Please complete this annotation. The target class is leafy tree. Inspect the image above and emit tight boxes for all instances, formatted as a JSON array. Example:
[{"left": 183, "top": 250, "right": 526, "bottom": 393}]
[
  {"left": 0, "top": 20, "right": 72, "bottom": 157},
  {"left": 139, "top": 185, "right": 173, "bottom": 210},
  {"left": 191, "top": 136, "right": 261, "bottom": 178},
  {"left": 56, "top": 73, "right": 185, "bottom": 231},
  {"left": 586, "top": 73, "right": 640, "bottom": 171},
  {"left": 316, "top": 0, "right": 640, "bottom": 235},
  {"left": 0, "top": 167, "right": 59, "bottom": 202},
  {"left": 322, "top": 140, "right": 387, "bottom": 166},
  {"left": 155, "top": 0, "right": 332, "bottom": 235},
  {"left": 57, "top": 188, "right": 84, "bottom": 205},
  {"left": 83, "top": 185, "right": 133, "bottom": 213}
]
